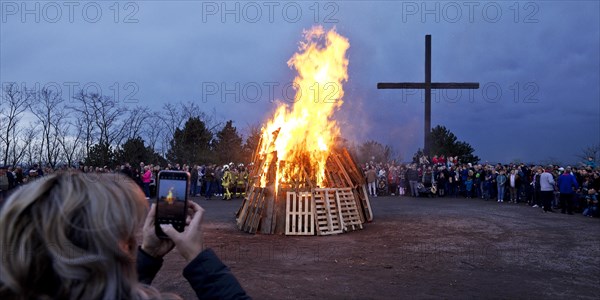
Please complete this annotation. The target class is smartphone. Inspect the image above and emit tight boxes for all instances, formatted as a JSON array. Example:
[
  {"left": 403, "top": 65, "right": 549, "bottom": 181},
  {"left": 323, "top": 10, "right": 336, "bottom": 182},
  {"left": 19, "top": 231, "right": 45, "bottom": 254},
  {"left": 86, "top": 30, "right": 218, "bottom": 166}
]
[{"left": 155, "top": 170, "right": 190, "bottom": 239}]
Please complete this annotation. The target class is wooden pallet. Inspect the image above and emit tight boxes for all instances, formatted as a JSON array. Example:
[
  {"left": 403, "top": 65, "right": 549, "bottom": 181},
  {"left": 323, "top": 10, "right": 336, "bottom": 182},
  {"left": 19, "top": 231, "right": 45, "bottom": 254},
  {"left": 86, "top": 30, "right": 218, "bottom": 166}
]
[
  {"left": 285, "top": 191, "right": 315, "bottom": 235},
  {"left": 360, "top": 184, "right": 373, "bottom": 222},
  {"left": 238, "top": 187, "right": 266, "bottom": 233},
  {"left": 335, "top": 188, "right": 363, "bottom": 232},
  {"left": 313, "top": 188, "right": 344, "bottom": 235}
]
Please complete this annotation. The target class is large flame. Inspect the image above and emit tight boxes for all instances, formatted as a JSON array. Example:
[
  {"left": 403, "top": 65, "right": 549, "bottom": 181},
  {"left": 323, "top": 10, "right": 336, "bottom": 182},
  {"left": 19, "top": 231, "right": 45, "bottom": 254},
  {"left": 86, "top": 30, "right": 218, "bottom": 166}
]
[
  {"left": 259, "top": 26, "right": 349, "bottom": 190},
  {"left": 165, "top": 187, "right": 175, "bottom": 205}
]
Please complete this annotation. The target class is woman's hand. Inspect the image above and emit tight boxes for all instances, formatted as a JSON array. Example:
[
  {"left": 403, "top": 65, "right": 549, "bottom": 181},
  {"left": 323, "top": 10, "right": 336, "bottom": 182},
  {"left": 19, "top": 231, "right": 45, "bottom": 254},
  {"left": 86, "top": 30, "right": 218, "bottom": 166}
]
[
  {"left": 159, "top": 201, "right": 205, "bottom": 262},
  {"left": 141, "top": 204, "right": 175, "bottom": 258}
]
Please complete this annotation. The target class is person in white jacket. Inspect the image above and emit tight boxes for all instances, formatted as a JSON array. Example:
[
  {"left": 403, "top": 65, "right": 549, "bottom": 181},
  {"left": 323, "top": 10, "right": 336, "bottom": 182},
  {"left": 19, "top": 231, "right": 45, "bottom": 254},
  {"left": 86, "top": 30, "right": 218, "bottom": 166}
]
[{"left": 539, "top": 166, "right": 556, "bottom": 212}]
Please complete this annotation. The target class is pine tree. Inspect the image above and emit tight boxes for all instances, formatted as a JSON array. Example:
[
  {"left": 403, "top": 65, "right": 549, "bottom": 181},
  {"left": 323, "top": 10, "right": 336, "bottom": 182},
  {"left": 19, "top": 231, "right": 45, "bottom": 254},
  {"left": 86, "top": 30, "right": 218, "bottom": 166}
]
[
  {"left": 167, "top": 117, "right": 213, "bottom": 165},
  {"left": 213, "top": 120, "right": 243, "bottom": 165}
]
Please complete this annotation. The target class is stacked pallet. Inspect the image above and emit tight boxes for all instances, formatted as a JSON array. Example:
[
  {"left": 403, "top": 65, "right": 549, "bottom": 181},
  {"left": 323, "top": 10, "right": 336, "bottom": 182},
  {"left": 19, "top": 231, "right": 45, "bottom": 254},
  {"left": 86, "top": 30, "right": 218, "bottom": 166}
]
[{"left": 236, "top": 147, "right": 373, "bottom": 235}]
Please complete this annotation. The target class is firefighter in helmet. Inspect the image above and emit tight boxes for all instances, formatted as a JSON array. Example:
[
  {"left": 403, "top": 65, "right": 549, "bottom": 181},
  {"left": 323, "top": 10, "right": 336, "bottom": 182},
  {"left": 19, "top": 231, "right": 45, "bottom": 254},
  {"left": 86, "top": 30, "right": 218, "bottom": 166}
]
[
  {"left": 221, "top": 164, "right": 233, "bottom": 200},
  {"left": 237, "top": 163, "right": 248, "bottom": 198}
]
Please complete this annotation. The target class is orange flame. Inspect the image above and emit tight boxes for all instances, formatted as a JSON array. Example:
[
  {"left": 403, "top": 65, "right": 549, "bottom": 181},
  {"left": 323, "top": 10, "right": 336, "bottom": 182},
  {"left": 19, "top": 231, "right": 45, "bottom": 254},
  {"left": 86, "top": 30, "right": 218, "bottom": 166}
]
[
  {"left": 259, "top": 26, "right": 349, "bottom": 190},
  {"left": 166, "top": 187, "right": 174, "bottom": 205}
]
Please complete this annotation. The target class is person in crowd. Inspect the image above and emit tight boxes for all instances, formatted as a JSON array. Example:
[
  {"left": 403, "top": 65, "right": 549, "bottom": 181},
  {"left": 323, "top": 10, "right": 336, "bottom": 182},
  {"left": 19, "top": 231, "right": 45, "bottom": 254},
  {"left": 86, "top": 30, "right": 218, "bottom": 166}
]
[
  {"left": 14, "top": 167, "right": 23, "bottom": 187},
  {"left": 496, "top": 169, "right": 507, "bottom": 203},
  {"left": 365, "top": 165, "right": 378, "bottom": 197},
  {"left": 465, "top": 176, "right": 474, "bottom": 199},
  {"left": 583, "top": 156, "right": 597, "bottom": 169},
  {"left": 557, "top": 166, "right": 579, "bottom": 215},
  {"left": 508, "top": 169, "right": 520, "bottom": 203},
  {"left": 237, "top": 164, "right": 248, "bottom": 198},
  {"left": 204, "top": 165, "right": 215, "bottom": 200},
  {"left": 190, "top": 165, "right": 199, "bottom": 197},
  {"left": 406, "top": 164, "right": 420, "bottom": 197},
  {"left": 531, "top": 166, "right": 542, "bottom": 208},
  {"left": 141, "top": 166, "right": 152, "bottom": 200},
  {"left": 422, "top": 166, "right": 434, "bottom": 189},
  {"left": 0, "top": 166, "right": 9, "bottom": 205},
  {"left": 398, "top": 166, "right": 407, "bottom": 196},
  {"left": 540, "top": 166, "right": 556, "bottom": 212},
  {"left": 6, "top": 166, "right": 15, "bottom": 191},
  {"left": 435, "top": 166, "right": 448, "bottom": 197},
  {"left": 221, "top": 165, "right": 233, "bottom": 201},
  {"left": 583, "top": 189, "right": 598, "bottom": 217},
  {"left": 387, "top": 165, "right": 398, "bottom": 196},
  {"left": 483, "top": 168, "right": 493, "bottom": 200},
  {"left": 0, "top": 172, "right": 249, "bottom": 299}
]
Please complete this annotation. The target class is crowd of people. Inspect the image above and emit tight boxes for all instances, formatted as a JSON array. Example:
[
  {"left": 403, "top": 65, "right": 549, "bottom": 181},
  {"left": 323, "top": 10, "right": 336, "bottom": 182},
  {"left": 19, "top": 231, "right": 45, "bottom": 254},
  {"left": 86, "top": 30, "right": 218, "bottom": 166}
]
[
  {"left": 2, "top": 155, "right": 599, "bottom": 218},
  {"left": 0, "top": 162, "right": 252, "bottom": 203},
  {"left": 362, "top": 155, "right": 600, "bottom": 218}
]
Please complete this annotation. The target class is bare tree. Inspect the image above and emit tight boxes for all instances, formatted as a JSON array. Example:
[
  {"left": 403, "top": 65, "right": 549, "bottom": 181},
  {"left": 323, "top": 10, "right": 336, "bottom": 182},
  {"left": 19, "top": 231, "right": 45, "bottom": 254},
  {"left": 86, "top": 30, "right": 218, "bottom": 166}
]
[
  {"left": 123, "top": 106, "right": 150, "bottom": 140},
  {"left": 90, "top": 94, "right": 128, "bottom": 147},
  {"left": 29, "top": 88, "right": 65, "bottom": 168},
  {"left": 0, "top": 83, "right": 32, "bottom": 166},
  {"left": 577, "top": 144, "right": 600, "bottom": 167},
  {"left": 57, "top": 121, "right": 83, "bottom": 167},
  {"left": 69, "top": 91, "right": 97, "bottom": 158},
  {"left": 160, "top": 103, "right": 185, "bottom": 138},
  {"left": 143, "top": 112, "right": 165, "bottom": 153},
  {"left": 14, "top": 123, "right": 39, "bottom": 167}
]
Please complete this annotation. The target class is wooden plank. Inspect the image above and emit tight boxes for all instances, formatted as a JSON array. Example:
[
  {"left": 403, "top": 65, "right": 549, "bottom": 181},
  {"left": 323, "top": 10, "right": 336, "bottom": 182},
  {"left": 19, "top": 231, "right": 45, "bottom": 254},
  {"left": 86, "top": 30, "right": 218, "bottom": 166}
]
[
  {"left": 360, "top": 184, "right": 373, "bottom": 222},
  {"left": 248, "top": 191, "right": 266, "bottom": 233},
  {"left": 244, "top": 189, "right": 264, "bottom": 232},
  {"left": 239, "top": 187, "right": 259, "bottom": 230},
  {"left": 332, "top": 152, "right": 354, "bottom": 187},
  {"left": 272, "top": 188, "right": 287, "bottom": 234},
  {"left": 260, "top": 184, "right": 276, "bottom": 234}
]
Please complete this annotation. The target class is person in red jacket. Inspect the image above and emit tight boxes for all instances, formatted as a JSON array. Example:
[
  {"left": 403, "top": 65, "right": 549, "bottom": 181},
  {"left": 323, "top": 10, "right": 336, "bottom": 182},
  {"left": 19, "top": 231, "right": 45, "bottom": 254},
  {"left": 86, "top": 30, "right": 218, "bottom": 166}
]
[{"left": 142, "top": 166, "right": 152, "bottom": 199}]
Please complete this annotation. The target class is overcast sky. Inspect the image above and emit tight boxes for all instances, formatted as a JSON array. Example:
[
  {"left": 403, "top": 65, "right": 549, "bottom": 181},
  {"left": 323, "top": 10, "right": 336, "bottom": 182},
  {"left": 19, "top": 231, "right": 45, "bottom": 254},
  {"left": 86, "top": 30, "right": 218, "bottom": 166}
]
[{"left": 1, "top": 1, "right": 599, "bottom": 164}]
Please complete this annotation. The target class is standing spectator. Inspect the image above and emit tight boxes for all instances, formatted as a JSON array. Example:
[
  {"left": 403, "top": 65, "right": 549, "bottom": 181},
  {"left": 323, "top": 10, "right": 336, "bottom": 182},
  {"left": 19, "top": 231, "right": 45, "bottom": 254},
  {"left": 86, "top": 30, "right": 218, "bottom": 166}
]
[
  {"left": 398, "top": 166, "right": 407, "bottom": 196},
  {"left": 436, "top": 166, "right": 448, "bottom": 197},
  {"left": 387, "top": 166, "right": 398, "bottom": 196},
  {"left": 540, "top": 166, "right": 556, "bottom": 212},
  {"left": 406, "top": 165, "right": 420, "bottom": 197},
  {"left": 422, "top": 167, "right": 434, "bottom": 189},
  {"left": 496, "top": 170, "right": 507, "bottom": 203},
  {"left": 204, "top": 165, "right": 215, "bottom": 200},
  {"left": 557, "top": 167, "right": 579, "bottom": 215},
  {"left": 141, "top": 166, "right": 152, "bottom": 200},
  {"left": 483, "top": 169, "right": 493, "bottom": 200},
  {"left": 190, "top": 165, "right": 199, "bottom": 197},
  {"left": 0, "top": 166, "right": 9, "bottom": 205},
  {"left": 465, "top": 176, "right": 474, "bottom": 198},
  {"left": 366, "top": 166, "right": 377, "bottom": 197},
  {"left": 508, "top": 169, "right": 520, "bottom": 203},
  {"left": 531, "top": 167, "right": 542, "bottom": 208},
  {"left": 6, "top": 166, "right": 15, "bottom": 191},
  {"left": 14, "top": 167, "right": 24, "bottom": 186}
]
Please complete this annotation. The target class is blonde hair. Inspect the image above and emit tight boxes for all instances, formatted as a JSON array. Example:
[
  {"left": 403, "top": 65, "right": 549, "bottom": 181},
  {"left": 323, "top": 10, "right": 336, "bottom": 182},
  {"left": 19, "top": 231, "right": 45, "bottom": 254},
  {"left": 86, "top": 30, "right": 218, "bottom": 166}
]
[{"left": 0, "top": 171, "right": 179, "bottom": 300}]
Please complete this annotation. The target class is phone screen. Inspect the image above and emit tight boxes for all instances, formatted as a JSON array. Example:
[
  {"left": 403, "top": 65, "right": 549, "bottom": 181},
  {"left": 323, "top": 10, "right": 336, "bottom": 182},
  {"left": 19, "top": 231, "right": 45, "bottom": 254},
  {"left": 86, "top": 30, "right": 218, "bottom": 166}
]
[{"left": 155, "top": 171, "right": 189, "bottom": 238}]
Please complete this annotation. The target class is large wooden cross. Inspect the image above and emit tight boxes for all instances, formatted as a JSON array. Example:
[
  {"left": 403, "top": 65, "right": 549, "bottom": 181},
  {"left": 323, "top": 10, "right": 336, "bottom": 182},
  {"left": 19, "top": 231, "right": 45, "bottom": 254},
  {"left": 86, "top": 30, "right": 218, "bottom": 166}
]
[{"left": 377, "top": 35, "right": 479, "bottom": 156}]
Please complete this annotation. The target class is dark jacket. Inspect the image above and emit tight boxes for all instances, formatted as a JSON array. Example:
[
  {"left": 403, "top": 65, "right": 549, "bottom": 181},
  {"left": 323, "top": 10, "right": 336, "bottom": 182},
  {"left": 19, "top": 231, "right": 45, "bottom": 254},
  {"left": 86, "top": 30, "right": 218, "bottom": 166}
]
[
  {"left": 137, "top": 247, "right": 250, "bottom": 299},
  {"left": 406, "top": 169, "right": 419, "bottom": 181}
]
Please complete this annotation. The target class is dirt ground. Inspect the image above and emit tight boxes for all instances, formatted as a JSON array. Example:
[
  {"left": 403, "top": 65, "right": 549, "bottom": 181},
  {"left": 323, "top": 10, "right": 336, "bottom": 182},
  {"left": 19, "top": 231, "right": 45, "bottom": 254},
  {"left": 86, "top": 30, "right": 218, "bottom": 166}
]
[{"left": 150, "top": 195, "right": 600, "bottom": 299}]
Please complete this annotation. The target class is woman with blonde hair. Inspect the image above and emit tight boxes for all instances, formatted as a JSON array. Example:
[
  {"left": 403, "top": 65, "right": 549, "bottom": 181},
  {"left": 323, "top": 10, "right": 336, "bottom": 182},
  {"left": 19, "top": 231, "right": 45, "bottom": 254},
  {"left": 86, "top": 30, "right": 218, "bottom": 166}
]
[{"left": 0, "top": 171, "right": 248, "bottom": 299}]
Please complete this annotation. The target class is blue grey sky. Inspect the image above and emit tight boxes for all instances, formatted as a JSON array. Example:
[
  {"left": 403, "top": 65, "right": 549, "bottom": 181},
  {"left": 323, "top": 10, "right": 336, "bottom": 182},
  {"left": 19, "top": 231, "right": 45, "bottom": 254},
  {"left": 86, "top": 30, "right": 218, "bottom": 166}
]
[{"left": 1, "top": 1, "right": 599, "bottom": 163}]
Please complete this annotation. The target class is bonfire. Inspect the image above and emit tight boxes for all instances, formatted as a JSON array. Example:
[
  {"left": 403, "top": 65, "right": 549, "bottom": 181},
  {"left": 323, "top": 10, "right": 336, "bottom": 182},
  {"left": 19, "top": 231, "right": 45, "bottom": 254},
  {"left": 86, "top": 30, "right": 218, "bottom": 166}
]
[{"left": 236, "top": 27, "right": 373, "bottom": 235}]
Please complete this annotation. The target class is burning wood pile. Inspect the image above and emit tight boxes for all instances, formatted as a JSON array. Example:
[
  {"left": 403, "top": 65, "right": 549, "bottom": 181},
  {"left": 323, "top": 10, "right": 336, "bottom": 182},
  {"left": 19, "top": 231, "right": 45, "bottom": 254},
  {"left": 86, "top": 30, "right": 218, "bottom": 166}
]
[{"left": 235, "top": 27, "right": 373, "bottom": 235}]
